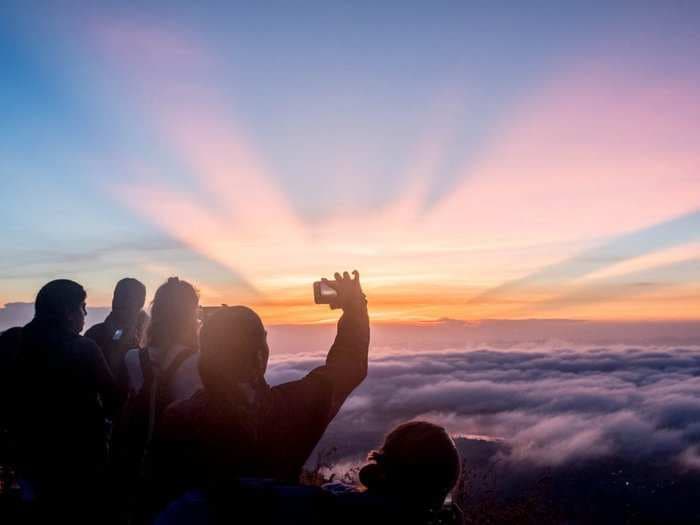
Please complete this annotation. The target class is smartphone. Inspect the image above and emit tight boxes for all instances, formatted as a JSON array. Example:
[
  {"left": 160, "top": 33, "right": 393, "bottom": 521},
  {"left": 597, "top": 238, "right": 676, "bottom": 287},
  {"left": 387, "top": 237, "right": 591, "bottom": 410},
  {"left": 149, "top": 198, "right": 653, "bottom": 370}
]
[{"left": 313, "top": 280, "right": 338, "bottom": 304}]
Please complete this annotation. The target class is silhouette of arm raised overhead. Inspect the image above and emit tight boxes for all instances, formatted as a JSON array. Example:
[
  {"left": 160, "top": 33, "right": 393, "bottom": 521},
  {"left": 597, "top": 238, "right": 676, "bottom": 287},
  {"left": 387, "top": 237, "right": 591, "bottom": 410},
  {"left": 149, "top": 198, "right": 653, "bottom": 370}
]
[
  {"left": 311, "top": 270, "right": 369, "bottom": 417},
  {"left": 265, "top": 271, "right": 369, "bottom": 480}
]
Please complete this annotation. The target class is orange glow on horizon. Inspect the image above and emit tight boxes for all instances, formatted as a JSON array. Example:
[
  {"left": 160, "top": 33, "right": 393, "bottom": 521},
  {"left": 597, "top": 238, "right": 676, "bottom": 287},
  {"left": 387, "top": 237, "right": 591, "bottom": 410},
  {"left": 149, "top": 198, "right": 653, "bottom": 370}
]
[{"left": 89, "top": 22, "right": 700, "bottom": 324}]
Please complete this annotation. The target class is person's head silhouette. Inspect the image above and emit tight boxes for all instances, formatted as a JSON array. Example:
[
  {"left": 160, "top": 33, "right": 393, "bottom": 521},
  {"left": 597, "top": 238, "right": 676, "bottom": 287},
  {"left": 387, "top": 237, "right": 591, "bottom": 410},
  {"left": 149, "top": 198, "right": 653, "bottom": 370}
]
[
  {"left": 198, "top": 306, "right": 269, "bottom": 396},
  {"left": 359, "top": 421, "right": 461, "bottom": 511},
  {"left": 112, "top": 277, "right": 146, "bottom": 318},
  {"left": 147, "top": 277, "right": 199, "bottom": 350},
  {"left": 35, "top": 279, "right": 88, "bottom": 334}
]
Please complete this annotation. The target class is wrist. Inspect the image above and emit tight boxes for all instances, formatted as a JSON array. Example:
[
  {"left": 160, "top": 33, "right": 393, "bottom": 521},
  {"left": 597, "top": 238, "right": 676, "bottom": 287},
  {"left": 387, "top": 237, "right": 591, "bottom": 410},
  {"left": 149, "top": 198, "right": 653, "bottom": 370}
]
[{"left": 341, "top": 295, "right": 368, "bottom": 314}]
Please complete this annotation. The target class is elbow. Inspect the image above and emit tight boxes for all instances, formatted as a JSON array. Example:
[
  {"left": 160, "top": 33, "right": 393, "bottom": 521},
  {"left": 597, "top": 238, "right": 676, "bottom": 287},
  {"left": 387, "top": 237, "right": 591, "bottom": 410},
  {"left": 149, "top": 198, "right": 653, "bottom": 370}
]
[
  {"left": 337, "top": 359, "right": 367, "bottom": 391},
  {"left": 353, "top": 360, "right": 368, "bottom": 386}
]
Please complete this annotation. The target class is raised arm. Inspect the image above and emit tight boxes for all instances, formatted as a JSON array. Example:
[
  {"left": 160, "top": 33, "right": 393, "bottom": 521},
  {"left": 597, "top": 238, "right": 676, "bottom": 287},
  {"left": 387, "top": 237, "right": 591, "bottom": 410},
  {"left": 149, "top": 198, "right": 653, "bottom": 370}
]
[
  {"left": 265, "top": 270, "right": 370, "bottom": 480},
  {"left": 317, "top": 270, "right": 370, "bottom": 416}
]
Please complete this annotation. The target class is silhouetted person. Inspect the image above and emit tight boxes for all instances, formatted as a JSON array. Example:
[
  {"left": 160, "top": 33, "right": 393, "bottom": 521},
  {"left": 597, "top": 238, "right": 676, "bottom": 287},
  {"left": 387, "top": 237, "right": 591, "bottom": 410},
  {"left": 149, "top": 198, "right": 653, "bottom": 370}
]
[
  {"left": 113, "top": 277, "right": 201, "bottom": 521},
  {"left": 121, "top": 277, "right": 202, "bottom": 417},
  {"left": 152, "top": 270, "right": 369, "bottom": 510},
  {"left": 85, "top": 277, "right": 148, "bottom": 380},
  {"left": 0, "top": 326, "right": 23, "bottom": 500},
  {"left": 327, "top": 421, "right": 463, "bottom": 525},
  {"left": 8, "top": 279, "right": 120, "bottom": 523}
]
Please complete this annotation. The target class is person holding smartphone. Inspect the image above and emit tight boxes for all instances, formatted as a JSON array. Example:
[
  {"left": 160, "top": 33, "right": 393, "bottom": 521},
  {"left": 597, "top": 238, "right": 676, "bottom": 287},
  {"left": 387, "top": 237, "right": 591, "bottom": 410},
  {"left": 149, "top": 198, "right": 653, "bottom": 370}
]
[{"left": 151, "top": 270, "right": 369, "bottom": 511}]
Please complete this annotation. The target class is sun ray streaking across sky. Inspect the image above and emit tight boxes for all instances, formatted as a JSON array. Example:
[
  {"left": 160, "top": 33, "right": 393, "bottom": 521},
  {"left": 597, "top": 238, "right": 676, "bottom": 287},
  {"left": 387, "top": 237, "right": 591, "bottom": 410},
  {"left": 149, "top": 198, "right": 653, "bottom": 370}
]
[{"left": 1, "top": 5, "right": 699, "bottom": 323}]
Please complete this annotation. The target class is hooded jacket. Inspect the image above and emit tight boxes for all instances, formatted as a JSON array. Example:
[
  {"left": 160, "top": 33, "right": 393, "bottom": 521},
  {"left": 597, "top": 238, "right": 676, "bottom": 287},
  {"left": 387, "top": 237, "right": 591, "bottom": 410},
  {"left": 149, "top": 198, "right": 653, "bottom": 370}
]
[{"left": 11, "top": 318, "right": 120, "bottom": 483}]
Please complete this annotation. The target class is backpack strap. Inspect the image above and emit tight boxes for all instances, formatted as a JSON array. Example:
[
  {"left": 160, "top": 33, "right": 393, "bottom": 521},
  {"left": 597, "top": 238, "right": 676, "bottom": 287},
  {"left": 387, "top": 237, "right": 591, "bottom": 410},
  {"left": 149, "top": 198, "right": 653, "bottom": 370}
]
[
  {"left": 138, "top": 347, "right": 154, "bottom": 390},
  {"left": 141, "top": 347, "right": 197, "bottom": 444},
  {"left": 155, "top": 347, "right": 196, "bottom": 416},
  {"left": 139, "top": 346, "right": 196, "bottom": 478},
  {"left": 137, "top": 347, "right": 158, "bottom": 475},
  {"left": 163, "top": 347, "right": 196, "bottom": 385}
]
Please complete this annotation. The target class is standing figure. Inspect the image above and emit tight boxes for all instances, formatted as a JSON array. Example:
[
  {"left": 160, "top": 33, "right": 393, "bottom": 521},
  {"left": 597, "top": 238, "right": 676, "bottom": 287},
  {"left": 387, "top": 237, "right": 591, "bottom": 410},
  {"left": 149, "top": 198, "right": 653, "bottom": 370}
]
[
  {"left": 11, "top": 279, "right": 120, "bottom": 523},
  {"left": 152, "top": 270, "right": 369, "bottom": 515},
  {"left": 85, "top": 277, "right": 148, "bottom": 381}
]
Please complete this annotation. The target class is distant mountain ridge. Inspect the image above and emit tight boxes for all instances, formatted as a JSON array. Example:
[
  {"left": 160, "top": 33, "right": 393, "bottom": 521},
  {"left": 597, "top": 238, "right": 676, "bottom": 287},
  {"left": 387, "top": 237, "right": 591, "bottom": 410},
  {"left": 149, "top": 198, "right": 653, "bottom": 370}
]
[
  {"left": 0, "top": 302, "right": 110, "bottom": 332},
  {"left": 3, "top": 302, "right": 699, "bottom": 352}
]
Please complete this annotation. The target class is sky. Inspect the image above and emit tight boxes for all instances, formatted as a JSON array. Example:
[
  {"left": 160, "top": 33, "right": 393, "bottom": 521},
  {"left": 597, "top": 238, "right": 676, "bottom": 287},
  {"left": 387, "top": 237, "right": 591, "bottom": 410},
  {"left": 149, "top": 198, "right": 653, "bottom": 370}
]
[{"left": 1, "top": 2, "right": 699, "bottom": 323}]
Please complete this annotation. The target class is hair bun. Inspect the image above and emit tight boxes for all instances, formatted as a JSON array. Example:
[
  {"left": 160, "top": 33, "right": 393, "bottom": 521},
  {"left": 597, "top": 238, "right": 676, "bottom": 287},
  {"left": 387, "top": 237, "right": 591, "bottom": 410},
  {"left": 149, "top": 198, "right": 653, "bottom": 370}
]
[
  {"left": 359, "top": 462, "right": 384, "bottom": 490},
  {"left": 368, "top": 450, "right": 385, "bottom": 463},
  {"left": 167, "top": 276, "right": 180, "bottom": 284}
]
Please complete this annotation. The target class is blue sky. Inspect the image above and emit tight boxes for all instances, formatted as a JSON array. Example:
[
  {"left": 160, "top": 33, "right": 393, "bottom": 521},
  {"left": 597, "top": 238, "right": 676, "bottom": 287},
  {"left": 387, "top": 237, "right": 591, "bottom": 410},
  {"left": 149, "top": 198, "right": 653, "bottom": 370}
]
[{"left": 1, "top": 2, "right": 699, "bottom": 321}]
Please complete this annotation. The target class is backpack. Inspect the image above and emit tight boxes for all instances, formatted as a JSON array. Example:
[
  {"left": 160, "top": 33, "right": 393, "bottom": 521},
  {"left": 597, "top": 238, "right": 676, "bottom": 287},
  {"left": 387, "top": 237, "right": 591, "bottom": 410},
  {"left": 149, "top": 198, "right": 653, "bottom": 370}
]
[
  {"left": 103, "top": 325, "right": 138, "bottom": 378},
  {"left": 112, "top": 346, "right": 196, "bottom": 517}
]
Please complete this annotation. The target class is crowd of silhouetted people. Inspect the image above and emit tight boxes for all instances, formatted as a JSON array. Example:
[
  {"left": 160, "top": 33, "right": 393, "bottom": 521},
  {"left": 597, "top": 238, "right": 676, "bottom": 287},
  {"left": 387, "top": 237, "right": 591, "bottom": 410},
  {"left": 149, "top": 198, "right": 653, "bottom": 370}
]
[{"left": 0, "top": 272, "right": 463, "bottom": 524}]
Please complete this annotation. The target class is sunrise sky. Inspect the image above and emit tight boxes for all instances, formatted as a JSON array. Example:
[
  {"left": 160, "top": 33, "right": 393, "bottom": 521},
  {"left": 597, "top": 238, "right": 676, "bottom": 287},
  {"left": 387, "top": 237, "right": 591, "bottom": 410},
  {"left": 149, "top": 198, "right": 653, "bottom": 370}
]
[{"left": 2, "top": 3, "right": 699, "bottom": 323}]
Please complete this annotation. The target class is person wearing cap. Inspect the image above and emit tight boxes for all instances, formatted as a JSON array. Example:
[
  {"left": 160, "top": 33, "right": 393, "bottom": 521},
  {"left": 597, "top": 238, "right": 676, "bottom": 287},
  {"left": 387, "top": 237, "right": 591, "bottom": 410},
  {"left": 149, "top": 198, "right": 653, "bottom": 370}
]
[
  {"left": 326, "top": 421, "right": 463, "bottom": 525},
  {"left": 151, "top": 270, "right": 369, "bottom": 509}
]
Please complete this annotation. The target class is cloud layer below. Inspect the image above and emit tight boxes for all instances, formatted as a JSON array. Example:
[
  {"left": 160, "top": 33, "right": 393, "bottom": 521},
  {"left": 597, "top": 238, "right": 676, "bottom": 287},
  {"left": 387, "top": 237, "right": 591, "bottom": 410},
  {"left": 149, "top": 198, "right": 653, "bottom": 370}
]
[{"left": 267, "top": 345, "right": 700, "bottom": 470}]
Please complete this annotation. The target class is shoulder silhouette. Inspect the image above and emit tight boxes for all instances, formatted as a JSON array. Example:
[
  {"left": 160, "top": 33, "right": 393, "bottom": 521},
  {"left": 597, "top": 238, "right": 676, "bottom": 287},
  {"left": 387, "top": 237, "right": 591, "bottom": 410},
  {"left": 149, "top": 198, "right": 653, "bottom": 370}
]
[
  {"left": 6, "top": 279, "right": 119, "bottom": 523},
  {"left": 84, "top": 277, "right": 148, "bottom": 380},
  {"left": 328, "top": 421, "right": 463, "bottom": 525},
  {"left": 152, "top": 271, "right": 370, "bottom": 517}
]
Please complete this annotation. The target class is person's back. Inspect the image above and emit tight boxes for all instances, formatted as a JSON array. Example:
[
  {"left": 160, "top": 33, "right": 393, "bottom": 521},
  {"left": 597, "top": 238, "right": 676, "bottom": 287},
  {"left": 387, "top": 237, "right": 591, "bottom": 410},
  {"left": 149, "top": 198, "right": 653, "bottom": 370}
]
[
  {"left": 15, "top": 318, "right": 116, "bottom": 479},
  {"left": 9, "top": 280, "right": 119, "bottom": 523},
  {"left": 85, "top": 277, "right": 148, "bottom": 381},
  {"left": 153, "top": 271, "right": 369, "bottom": 506},
  {"left": 122, "top": 343, "right": 200, "bottom": 412},
  {"left": 120, "top": 277, "right": 201, "bottom": 409}
]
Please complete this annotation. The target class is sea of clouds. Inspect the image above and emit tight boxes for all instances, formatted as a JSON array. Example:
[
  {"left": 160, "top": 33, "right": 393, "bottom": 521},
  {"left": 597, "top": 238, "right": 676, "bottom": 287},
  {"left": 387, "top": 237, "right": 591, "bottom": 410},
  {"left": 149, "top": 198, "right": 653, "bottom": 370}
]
[{"left": 267, "top": 344, "right": 700, "bottom": 471}]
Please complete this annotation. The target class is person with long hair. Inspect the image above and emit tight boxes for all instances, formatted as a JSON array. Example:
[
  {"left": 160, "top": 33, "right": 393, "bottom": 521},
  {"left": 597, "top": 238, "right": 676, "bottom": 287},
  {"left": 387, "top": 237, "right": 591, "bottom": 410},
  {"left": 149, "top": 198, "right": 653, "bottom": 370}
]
[
  {"left": 114, "top": 277, "right": 202, "bottom": 522},
  {"left": 122, "top": 276, "right": 201, "bottom": 410}
]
